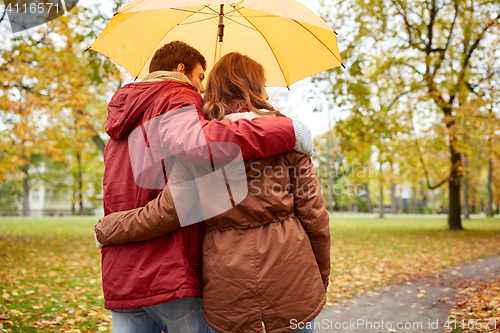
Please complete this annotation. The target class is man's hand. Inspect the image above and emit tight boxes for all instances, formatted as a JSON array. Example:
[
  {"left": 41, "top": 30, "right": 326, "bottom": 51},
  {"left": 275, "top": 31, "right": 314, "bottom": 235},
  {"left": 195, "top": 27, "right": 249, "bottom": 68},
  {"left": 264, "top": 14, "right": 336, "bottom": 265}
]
[{"left": 291, "top": 118, "right": 313, "bottom": 156}]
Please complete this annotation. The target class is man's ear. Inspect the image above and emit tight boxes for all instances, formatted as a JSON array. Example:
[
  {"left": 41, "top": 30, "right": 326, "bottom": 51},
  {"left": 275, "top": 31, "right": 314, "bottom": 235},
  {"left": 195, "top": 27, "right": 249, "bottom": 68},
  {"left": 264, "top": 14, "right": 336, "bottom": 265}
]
[{"left": 174, "top": 63, "right": 186, "bottom": 74}]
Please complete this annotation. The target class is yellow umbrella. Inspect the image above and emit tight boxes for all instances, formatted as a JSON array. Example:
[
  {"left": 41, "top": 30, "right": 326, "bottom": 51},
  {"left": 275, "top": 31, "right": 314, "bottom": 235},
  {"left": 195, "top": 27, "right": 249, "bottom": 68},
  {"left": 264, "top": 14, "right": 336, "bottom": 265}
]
[{"left": 88, "top": 0, "right": 343, "bottom": 87}]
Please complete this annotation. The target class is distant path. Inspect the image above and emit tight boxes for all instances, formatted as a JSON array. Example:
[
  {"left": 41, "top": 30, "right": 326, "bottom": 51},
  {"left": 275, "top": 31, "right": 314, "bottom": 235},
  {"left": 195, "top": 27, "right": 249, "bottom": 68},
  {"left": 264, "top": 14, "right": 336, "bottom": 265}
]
[
  {"left": 315, "top": 255, "right": 500, "bottom": 332},
  {"left": 327, "top": 213, "right": 500, "bottom": 219}
]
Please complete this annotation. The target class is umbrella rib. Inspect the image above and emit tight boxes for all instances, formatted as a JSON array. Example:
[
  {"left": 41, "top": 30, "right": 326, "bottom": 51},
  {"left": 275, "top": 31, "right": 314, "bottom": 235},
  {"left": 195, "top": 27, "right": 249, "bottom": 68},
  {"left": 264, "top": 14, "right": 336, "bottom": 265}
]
[
  {"left": 203, "top": 5, "right": 219, "bottom": 15},
  {"left": 292, "top": 20, "right": 344, "bottom": 67},
  {"left": 217, "top": 6, "right": 280, "bottom": 18},
  {"left": 222, "top": 6, "right": 245, "bottom": 16},
  {"left": 232, "top": 15, "right": 279, "bottom": 17},
  {"left": 221, "top": 6, "right": 254, "bottom": 29},
  {"left": 204, "top": 5, "right": 220, "bottom": 22},
  {"left": 170, "top": 7, "right": 213, "bottom": 14},
  {"left": 223, "top": 16, "right": 257, "bottom": 31},
  {"left": 234, "top": 8, "right": 289, "bottom": 87},
  {"left": 177, "top": 16, "right": 217, "bottom": 26},
  {"left": 224, "top": 7, "right": 277, "bottom": 21},
  {"left": 134, "top": 9, "right": 200, "bottom": 78},
  {"left": 224, "top": 6, "right": 238, "bottom": 22}
]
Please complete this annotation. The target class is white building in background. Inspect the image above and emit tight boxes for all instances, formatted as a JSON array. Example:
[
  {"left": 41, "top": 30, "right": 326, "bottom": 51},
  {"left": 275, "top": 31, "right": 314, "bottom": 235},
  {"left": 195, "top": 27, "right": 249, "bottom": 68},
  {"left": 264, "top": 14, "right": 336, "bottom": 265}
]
[
  {"left": 27, "top": 185, "right": 103, "bottom": 217},
  {"left": 29, "top": 185, "right": 72, "bottom": 217},
  {"left": 16, "top": 163, "right": 104, "bottom": 217}
]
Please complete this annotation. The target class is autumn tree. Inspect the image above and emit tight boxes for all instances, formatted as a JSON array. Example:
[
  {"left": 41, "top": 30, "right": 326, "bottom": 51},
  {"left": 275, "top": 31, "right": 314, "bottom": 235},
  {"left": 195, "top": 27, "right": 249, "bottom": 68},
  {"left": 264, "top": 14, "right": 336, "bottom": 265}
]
[
  {"left": 313, "top": 18, "right": 420, "bottom": 216},
  {"left": 318, "top": 0, "right": 500, "bottom": 229},
  {"left": 0, "top": 6, "right": 121, "bottom": 214},
  {"left": 0, "top": 31, "right": 67, "bottom": 215}
]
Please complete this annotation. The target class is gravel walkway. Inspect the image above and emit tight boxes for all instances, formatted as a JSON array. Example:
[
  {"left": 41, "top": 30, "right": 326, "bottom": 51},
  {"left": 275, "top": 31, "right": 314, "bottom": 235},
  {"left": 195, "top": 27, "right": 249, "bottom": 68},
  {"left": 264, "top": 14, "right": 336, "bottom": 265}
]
[{"left": 313, "top": 255, "right": 500, "bottom": 333}]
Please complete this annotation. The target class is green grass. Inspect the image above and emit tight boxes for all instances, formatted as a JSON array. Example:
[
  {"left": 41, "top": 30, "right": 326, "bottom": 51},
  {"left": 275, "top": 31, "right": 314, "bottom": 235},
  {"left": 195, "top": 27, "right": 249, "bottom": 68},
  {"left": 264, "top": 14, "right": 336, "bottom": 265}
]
[
  {"left": 0, "top": 217, "right": 499, "bottom": 332},
  {"left": 0, "top": 218, "right": 105, "bottom": 332}
]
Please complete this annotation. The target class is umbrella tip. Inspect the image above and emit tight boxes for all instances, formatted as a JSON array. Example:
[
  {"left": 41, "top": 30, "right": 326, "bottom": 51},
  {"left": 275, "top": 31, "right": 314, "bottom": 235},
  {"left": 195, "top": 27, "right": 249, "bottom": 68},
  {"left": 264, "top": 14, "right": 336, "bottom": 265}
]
[
  {"left": 334, "top": 31, "right": 338, "bottom": 35},
  {"left": 85, "top": 46, "right": 90, "bottom": 52},
  {"left": 114, "top": 12, "right": 118, "bottom": 16},
  {"left": 341, "top": 63, "right": 346, "bottom": 69},
  {"left": 287, "top": 86, "right": 290, "bottom": 91}
]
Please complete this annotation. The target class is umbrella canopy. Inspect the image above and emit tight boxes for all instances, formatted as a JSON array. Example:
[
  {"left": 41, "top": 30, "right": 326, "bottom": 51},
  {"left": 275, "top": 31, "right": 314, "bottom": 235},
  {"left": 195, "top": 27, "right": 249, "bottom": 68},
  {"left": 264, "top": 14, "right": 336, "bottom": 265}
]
[{"left": 89, "top": 0, "right": 343, "bottom": 87}]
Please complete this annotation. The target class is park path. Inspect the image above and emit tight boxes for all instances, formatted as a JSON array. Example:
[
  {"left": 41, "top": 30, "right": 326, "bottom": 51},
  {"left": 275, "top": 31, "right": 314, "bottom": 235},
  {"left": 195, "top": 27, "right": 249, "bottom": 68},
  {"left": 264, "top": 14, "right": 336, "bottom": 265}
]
[{"left": 315, "top": 255, "right": 500, "bottom": 333}]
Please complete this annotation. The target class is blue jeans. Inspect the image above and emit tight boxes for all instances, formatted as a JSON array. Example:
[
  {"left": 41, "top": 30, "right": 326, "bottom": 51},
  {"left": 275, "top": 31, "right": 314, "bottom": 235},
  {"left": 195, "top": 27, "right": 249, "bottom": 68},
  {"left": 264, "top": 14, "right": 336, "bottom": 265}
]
[
  {"left": 208, "top": 318, "right": 315, "bottom": 333},
  {"left": 111, "top": 297, "right": 210, "bottom": 333}
]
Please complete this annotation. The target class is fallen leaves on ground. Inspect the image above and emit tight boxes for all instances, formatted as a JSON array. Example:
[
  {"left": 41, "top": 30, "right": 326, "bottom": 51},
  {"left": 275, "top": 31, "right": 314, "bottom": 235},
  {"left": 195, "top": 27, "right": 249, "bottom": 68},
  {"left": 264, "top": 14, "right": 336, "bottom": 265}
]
[
  {"left": 0, "top": 218, "right": 110, "bottom": 332},
  {"left": 445, "top": 279, "right": 500, "bottom": 333},
  {"left": 1, "top": 217, "right": 500, "bottom": 331}
]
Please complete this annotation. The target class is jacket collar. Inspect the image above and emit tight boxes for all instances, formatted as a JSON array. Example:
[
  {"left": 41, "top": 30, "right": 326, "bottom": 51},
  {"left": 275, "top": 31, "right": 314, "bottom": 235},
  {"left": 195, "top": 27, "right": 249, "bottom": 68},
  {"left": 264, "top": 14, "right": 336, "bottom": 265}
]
[
  {"left": 224, "top": 111, "right": 275, "bottom": 122},
  {"left": 142, "top": 71, "right": 192, "bottom": 85}
]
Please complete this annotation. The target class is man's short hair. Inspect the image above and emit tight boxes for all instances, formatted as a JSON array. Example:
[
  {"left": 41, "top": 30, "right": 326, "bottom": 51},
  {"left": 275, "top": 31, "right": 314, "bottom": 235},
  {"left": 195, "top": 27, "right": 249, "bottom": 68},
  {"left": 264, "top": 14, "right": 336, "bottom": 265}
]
[{"left": 149, "top": 41, "right": 207, "bottom": 75}]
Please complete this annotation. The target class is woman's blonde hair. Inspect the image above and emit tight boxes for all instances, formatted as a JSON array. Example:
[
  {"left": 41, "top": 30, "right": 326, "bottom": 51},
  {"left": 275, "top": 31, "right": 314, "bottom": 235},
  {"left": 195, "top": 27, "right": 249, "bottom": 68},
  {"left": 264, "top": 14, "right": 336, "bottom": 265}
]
[{"left": 203, "top": 52, "right": 281, "bottom": 120}]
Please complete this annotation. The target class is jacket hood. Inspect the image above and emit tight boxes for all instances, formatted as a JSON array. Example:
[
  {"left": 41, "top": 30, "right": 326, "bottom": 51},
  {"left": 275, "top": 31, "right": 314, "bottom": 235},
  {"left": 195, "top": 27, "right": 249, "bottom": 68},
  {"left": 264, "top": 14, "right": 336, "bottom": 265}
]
[{"left": 105, "top": 71, "right": 193, "bottom": 139}]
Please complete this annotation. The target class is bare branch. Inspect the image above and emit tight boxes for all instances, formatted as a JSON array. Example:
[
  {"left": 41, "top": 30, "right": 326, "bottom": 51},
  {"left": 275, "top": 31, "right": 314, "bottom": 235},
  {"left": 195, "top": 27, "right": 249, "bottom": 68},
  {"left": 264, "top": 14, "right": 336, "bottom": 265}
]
[
  {"left": 75, "top": 109, "right": 105, "bottom": 154},
  {"left": 452, "top": 12, "right": 499, "bottom": 101},
  {"left": 465, "top": 69, "right": 500, "bottom": 93},
  {"left": 387, "top": 88, "right": 415, "bottom": 110},
  {"left": 432, "top": 2, "right": 458, "bottom": 75},
  {"left": 397, "top": 62, "right": 424, "bottom": 76},
  {"left": 0, "top": 7, "right": 6, "bottom": 24},
  {"left": 391, "top": 0, "right": 423, "bottom": 50},
  {"left": 425, "top": 0, "right": 438, "bottom": 56},
  {"left": 462, "top": 16, "right": 498, "bottom": 71}
]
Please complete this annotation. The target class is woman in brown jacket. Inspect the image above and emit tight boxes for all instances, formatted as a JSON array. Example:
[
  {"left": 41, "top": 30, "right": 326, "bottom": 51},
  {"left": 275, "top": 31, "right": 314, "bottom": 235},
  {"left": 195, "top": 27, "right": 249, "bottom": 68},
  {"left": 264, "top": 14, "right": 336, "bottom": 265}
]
[{"left": 95, "top": 52, "right": 331, "bottom": 333}]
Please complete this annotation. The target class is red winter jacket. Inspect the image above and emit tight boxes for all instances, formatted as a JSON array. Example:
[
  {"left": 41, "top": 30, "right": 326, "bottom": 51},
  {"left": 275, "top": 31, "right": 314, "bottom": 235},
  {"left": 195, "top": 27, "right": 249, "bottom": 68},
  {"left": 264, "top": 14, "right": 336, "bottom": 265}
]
[{"left": 101, "top": 76, "right": 296, "bottom": 310}]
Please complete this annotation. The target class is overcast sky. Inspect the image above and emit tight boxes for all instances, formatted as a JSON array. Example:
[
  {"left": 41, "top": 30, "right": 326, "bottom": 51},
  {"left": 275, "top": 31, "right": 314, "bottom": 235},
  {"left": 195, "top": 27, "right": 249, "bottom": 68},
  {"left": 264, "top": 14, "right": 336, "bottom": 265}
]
[
  {"left": 80, "top": 0, "right": 336, "bottom": 138},
  {"left": 2, "top": 0, "right": 337, "bottom": 138}
]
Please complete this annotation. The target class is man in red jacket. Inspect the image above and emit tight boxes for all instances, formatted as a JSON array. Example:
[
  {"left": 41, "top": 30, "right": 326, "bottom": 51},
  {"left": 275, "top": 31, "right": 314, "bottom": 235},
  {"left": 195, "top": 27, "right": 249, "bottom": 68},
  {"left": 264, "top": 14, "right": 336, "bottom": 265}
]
[{"left": 101, "top": 41, "right": 312, "bottom": 332}]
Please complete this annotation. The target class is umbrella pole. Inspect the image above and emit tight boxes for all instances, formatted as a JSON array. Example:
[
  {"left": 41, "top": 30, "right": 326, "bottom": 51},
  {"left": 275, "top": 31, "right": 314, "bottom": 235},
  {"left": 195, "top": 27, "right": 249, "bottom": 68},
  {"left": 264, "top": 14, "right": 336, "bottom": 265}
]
[
  {"left": 217, "top": 4, "right": 224, "bottom": 61},
  {"left": 216, "top": 4, "right": 236, "bottom": 208}
]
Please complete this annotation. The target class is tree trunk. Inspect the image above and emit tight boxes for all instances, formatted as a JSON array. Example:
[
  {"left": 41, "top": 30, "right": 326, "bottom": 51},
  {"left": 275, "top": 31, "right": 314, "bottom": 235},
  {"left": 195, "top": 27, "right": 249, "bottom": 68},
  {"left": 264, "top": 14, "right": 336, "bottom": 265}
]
[
  {"left": 398, "top": 184, "right": 403, "bottom": 214},
  {"left": 79, "top": 181, "right": 84, "bottom": 216},
  {"left": 379, "top": 181, "right": 384, "bottom": 218},
  {"left": 487, "top": 159, "right": 493, "bottom": 217},
  {"left": 462, "top": 153, "right": 469, "bottom": 219},
  {"left": 412, "top": 186, "right": 417, "bottom": 214},
  {"left": 71, "top": 184, "right": 76, "bottom": 214},
  {"left": 325, "top": 172, "right": 335, "bottom": 213},
  {"left": 76, "top": 152, "right": 85, "bottom": 216},
  {"left": 447, "top": 133, "right": 463, "bottom": 230},
  {"left": 365, "top": 182, "right": 373, "bottom": 213},
  {"left": 448, "top": 177, "right": 463, "bottom": 229},
  {"left": 429, "top": 190, "right": 437, "bottom": 214},
  {"left": 390, "top": 181, "right": 397, "bottom": 214},
  {"left": 328, "top": 177, "right": 335, "bottom": 213},
  {"left": 420, "top": 180, "right": 426, "bottom": 201},
  {"left": 22, "top": 170, "right": 30, "bottom": 217},
  {"left": 463, "top": 177, "right": 469, "bottom": 219}
]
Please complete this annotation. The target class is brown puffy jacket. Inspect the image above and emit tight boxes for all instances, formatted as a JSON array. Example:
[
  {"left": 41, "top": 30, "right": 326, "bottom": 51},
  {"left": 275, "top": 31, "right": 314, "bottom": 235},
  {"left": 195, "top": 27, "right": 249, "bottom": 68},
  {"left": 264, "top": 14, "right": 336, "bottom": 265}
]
[{"left": 95, "top": 118, "right": 331, "bottom": 333}]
